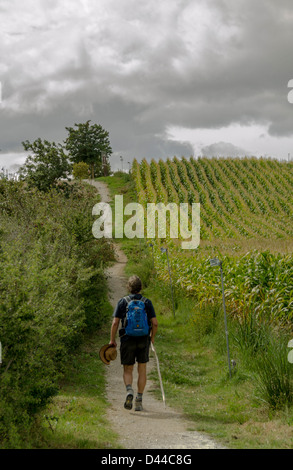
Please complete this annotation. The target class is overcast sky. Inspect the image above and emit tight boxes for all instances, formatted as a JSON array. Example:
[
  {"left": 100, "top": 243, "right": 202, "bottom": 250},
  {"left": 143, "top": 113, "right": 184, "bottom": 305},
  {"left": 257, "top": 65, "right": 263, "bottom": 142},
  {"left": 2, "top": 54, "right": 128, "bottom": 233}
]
[{"left": 1, "top": 0, "right": 293, "bottom": 171}]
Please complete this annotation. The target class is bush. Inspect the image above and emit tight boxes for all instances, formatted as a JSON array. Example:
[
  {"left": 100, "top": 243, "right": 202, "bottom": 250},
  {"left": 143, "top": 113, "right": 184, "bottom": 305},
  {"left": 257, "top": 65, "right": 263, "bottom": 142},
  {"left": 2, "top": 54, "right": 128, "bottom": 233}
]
[
  {"left": 0, "top": 179, "right": 114, "bottom": 446},
  {"left": 232, "top": 310, "right": 272, "bottom": 359},
  {"left": 253, "top": 332, "right": 293, "bottom": 409},
  {"left": 72, "top": 162, "right": 90, "bottom": 180},
  {"left": 20, "top": 138, "right": 71, "bottom": 191}
]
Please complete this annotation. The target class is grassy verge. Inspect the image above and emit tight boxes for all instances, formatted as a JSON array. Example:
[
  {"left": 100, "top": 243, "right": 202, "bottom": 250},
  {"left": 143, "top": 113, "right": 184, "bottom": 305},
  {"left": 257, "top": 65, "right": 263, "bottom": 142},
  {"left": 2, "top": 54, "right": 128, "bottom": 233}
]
[
  {"left": 144, "top": 281, "right": 293, "bottom": 449},
  {"left": 34, "top": 323, "right": 122, "bottom": 449},
  {"left": 99, "top": 172, "right": 293, "bottom": 449}
]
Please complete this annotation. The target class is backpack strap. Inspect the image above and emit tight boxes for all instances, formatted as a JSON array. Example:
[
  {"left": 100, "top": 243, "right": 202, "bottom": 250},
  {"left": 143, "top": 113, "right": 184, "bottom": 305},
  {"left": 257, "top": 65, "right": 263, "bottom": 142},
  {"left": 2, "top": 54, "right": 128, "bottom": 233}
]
[
  {"left": 124, "top": 295, "right": 132, "bottom": 304},
  {"left": 124, "top": 295, "right": 146, "bottom": 304},
  {"left": 122, "top": 296, "right": 131, "bottom": 327}
]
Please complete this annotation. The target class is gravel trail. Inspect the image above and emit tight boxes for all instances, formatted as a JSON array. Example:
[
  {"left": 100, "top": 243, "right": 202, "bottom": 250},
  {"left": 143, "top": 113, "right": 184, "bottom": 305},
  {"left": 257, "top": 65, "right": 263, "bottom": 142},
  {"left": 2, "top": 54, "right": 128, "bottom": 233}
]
[{"left": 90, "top": 179, "right": 225, "bottom": 449}]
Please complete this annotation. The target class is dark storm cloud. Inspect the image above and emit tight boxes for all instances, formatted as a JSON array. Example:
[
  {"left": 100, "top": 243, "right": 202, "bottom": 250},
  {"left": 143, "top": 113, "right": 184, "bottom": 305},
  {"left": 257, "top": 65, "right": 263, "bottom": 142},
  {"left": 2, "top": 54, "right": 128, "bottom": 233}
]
[
  {"left": 200, "top": 142, "right": 251, "bottom": 158},
  {"left": 1, "top": 0, "right": 293, "bottom": 169}
]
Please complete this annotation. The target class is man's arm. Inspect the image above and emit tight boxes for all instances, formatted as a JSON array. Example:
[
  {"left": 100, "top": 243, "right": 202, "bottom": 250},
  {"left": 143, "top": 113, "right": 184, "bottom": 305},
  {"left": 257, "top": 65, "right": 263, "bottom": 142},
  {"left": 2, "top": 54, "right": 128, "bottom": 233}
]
[
  {"left": 150, "top": 317, "right": 158, "bottom": 344},
  {"left": 110, "top": 297, "right": 125, "bottom": 346},
  {"left": 110, "top": 317, "right": 120, "bottom": 347}
]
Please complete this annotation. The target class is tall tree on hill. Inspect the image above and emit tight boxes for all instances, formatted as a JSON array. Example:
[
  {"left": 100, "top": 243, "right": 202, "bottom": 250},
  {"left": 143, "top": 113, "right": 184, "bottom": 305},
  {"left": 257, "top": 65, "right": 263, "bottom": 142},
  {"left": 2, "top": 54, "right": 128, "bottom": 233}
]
[{"left": 64, "top": 121, "right": 112, "bottom": 179}]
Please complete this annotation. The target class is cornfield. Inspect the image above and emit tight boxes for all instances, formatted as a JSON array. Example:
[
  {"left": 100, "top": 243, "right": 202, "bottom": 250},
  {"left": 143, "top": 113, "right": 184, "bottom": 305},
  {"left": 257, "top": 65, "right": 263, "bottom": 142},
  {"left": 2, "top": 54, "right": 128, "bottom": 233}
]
[{"left": 132, "top": 156, "right": 293, "bottom": 324}]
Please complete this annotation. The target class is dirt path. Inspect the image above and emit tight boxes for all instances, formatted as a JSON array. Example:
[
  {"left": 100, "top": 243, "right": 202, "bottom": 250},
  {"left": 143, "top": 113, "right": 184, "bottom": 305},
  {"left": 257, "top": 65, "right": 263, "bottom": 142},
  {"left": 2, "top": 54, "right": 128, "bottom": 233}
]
[{"left": 89, "top": 179, "right": 225, "bottom": 449}]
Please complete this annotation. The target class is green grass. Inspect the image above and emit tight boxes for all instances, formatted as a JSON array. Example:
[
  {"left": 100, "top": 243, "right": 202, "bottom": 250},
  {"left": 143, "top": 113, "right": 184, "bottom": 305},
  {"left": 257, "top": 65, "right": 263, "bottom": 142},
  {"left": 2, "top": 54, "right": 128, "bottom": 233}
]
[
  {"left": 33, "top": 326, "right": 121, "bottom": 449},
  {"left": 142, "top": 279, "right": 293, "bottom": 449}
]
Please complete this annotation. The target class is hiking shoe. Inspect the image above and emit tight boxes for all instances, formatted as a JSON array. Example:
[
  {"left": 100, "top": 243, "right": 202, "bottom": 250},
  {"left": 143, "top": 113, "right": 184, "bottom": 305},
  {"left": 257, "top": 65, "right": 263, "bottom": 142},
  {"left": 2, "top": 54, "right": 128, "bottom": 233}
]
[
  {"left": 135, "top": 397, "right": 143, "bottom": 411},
  {"left": 124, "top": 392, "right": 133, "bottom": 410}
]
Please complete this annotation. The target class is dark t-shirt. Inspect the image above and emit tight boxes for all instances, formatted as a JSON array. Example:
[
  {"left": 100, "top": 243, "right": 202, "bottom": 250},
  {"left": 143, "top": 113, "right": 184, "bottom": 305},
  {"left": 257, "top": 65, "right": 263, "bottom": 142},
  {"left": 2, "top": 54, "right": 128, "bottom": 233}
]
[{"left": 113, "top": 293, "right": 156, "bottom": 332}]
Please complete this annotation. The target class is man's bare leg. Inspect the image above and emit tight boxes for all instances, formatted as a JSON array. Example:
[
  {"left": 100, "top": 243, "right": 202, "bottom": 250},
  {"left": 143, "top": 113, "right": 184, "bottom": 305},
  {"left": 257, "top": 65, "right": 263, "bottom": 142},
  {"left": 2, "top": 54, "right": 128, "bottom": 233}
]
[
  {"left": 137, "top": 362, "right": 147, "bottom": 393},
  {"left": 123, "top": 364, "right": 134, "bottom": 409},
  {"left": 135, "top": 362, "right": 147, "bottom": 411},
  {"left": 123, "top": 364, "right": 134, "bottom": 387}
]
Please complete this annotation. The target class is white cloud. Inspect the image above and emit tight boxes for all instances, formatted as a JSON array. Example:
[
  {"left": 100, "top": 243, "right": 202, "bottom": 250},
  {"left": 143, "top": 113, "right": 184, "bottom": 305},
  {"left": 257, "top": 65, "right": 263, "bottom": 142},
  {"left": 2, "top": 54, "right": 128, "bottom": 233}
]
[
  {"left": 167, "top": 123, "right": 293, "bottom": 160},
  {"left": 0, "top": 151, "right": 26, "bottom": 170}
]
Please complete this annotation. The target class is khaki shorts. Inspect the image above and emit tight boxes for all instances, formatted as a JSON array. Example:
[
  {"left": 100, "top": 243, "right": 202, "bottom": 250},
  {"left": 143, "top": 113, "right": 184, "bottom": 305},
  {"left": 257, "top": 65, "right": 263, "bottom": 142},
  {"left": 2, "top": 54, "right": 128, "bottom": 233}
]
[{"left": 120, "top": 335, "right": 151, "bottom": 365}]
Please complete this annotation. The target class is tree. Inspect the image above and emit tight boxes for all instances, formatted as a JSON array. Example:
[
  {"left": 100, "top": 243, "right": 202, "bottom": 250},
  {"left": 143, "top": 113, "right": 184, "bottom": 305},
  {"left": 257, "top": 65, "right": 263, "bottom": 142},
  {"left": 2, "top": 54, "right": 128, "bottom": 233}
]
[
  {"left": 64, "top": 121, "right": 112, "bottom": 179},
  {"left": 20, "top": 139, "right": 71, "bottom": 191},
  {"left": 72, "top": 161, "right": 90, "bottom": 180}
]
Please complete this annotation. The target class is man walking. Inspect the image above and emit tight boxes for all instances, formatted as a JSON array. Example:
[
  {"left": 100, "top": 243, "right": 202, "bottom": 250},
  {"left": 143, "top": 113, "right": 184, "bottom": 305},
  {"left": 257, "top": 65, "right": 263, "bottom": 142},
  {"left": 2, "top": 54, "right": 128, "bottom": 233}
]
[{"left": 109, "top": 275, "right": 158, "bottom": 411}]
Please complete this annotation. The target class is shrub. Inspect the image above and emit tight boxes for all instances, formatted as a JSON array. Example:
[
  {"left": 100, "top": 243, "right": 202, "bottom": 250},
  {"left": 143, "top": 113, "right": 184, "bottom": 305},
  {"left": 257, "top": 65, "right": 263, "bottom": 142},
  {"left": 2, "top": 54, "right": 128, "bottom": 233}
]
[
  {"left": 0, "top": 179, "right": 114, "bottom": 445},
  {"left": 72, "top": 162, "right": 90, "bottom": 180},
  {"left": 253, "top": 332, "right": 293, "bottom": 409},
  {"left": 20, "top": 138, "right": 71, "bottom": 191}
]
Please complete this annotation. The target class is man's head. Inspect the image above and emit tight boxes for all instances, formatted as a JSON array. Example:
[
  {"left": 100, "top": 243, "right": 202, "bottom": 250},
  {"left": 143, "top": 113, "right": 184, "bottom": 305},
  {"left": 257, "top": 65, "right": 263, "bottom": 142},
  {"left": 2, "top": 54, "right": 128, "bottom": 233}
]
[{"left": 127, "top": 275, "right": 142, "bottom": 294}]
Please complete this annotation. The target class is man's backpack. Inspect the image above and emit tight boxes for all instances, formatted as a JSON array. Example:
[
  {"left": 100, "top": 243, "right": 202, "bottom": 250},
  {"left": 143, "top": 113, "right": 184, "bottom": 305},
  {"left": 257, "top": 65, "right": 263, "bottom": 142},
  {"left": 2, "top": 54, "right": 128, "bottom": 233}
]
[{"left": 123, "top": 296, "right": 149, "bottom": 337}]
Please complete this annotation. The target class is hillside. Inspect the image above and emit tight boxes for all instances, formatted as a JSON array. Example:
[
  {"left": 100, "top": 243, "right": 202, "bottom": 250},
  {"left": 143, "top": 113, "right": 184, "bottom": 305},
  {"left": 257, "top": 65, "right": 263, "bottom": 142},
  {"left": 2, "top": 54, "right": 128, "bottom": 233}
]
[
  {"left": 132, "top": 156, "right": 293, "bottom": 255},
  {"left": 131, "top": 156, "right": 293, "bottom": 325}
]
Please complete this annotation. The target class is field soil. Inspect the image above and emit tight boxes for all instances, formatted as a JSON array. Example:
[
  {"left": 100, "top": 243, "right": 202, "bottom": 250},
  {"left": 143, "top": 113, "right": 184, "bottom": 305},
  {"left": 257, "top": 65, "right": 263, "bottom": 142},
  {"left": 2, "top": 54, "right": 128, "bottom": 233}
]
[{"left": 90, "top": 179, "right": 225, "bottom": 449}]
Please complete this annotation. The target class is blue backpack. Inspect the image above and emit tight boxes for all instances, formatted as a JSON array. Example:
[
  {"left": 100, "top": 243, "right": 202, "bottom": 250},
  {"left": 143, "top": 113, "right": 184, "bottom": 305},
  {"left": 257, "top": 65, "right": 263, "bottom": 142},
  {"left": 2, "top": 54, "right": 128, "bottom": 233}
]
[{"left": 123, "top": 296, "right": 149, "bottom": 337}]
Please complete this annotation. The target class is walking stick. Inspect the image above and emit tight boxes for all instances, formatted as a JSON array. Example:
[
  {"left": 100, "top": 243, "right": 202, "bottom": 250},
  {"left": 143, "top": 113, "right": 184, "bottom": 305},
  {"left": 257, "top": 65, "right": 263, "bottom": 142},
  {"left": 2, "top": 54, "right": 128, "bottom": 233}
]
[{"left": 151, "top": 343, "right": 166, "bottom": 408}]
